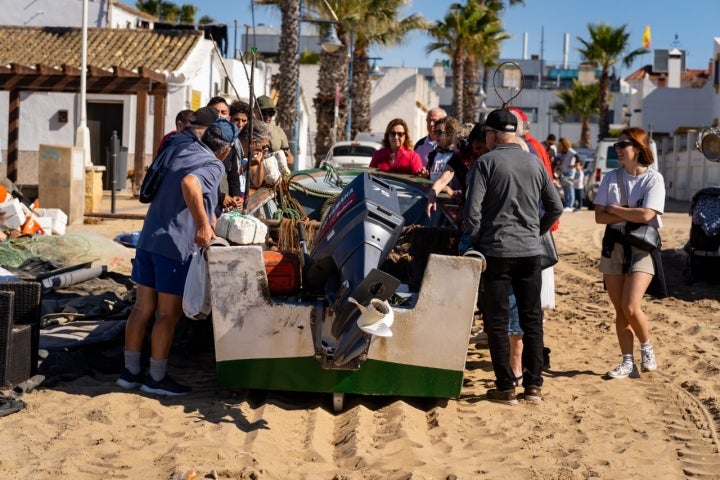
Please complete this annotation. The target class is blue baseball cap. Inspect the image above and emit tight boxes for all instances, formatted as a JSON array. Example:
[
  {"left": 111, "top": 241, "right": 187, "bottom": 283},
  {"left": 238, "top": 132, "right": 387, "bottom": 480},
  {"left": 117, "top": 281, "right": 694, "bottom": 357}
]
[{"left": 205, "top": 118, "right": 238, "bottom": 143}]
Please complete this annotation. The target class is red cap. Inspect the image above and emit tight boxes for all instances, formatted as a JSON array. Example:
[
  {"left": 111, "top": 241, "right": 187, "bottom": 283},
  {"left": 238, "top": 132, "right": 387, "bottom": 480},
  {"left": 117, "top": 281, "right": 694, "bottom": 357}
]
[{"left": 508, "top": 107, "right": 528, "bottom": 122}]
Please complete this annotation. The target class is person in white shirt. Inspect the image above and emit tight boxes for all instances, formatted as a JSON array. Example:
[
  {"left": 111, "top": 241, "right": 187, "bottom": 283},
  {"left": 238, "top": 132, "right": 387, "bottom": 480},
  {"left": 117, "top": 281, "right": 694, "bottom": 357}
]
[
  {"left": 414, "top": 108, "right": 447, "bottom": 167},
  {"left": 572, "top": 161, "right": 585, "bottom": 211}
]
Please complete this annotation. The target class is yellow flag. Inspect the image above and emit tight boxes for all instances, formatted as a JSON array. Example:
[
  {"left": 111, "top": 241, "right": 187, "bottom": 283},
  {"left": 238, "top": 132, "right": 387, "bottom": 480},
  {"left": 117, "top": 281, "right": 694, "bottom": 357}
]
[{"left": 642, "top": 25, "right": 651, "bottom": 49}]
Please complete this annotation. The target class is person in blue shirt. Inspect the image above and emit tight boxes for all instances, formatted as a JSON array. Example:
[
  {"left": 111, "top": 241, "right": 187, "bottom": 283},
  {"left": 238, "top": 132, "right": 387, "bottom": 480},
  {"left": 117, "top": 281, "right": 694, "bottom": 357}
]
[{"left": 117, "top": 118, "right": 237, "bottom": 396}]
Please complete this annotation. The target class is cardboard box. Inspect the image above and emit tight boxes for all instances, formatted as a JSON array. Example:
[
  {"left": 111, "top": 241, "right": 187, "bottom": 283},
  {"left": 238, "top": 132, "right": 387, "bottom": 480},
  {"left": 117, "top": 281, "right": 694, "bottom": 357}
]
[{"left": 0, "top": 198, "right": 26, "bottom": 230}]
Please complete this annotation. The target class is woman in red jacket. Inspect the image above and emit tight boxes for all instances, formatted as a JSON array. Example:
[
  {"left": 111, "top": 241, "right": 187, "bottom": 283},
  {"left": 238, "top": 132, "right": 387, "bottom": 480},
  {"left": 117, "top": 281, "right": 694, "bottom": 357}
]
[{"left": 370, "top": 118, "right": 423, "bottom": 175}]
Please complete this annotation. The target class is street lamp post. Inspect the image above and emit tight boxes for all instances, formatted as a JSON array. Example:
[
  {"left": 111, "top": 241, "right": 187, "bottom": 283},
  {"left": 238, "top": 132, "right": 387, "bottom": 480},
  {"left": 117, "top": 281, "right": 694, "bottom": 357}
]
[
  {"left": 345, "top": 26, "right": 354, "bottom": 141},
  {"left": 557, "top": 118, "right": 564, "bottom": 138},
  {"left": 293, "top": 11, "right": 343, "bottom": 168}
]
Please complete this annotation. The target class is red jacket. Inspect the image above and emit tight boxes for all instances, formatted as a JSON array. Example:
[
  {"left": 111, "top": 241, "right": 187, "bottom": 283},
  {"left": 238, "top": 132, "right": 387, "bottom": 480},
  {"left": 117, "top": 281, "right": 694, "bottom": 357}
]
[{"left": 370, "top": 146, "right": 423, "bottom": 175}]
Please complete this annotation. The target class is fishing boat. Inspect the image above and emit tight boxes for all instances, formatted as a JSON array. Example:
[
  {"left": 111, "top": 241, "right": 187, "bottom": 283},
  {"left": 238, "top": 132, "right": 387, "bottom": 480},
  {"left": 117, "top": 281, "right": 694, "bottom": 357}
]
[{"left": 208, "top": 170, "right": 481, "bottom": 410}]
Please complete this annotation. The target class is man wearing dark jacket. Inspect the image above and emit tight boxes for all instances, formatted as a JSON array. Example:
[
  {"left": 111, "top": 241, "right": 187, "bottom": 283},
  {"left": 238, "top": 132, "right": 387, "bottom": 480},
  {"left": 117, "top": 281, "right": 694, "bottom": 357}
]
[{"left": 464, "top": 108, "right": 563, "bottom": 406}]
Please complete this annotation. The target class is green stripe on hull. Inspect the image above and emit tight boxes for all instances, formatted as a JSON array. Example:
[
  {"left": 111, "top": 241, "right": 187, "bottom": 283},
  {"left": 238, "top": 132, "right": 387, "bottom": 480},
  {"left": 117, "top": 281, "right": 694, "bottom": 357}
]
[{"left": 217, "top": 357, "right": 464, "bottom": 398}]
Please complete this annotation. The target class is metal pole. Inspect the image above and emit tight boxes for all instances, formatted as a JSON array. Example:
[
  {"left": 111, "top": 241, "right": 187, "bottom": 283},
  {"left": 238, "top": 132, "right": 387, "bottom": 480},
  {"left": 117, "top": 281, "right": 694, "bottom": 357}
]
[
  {"left": 345, "top": 27, "right": 354, "bottom": 141},
  {"left": 110, "top": 131, "right": 119, "bottom": 213},
  {"left": 75, "top": 0, "right": 91, "bottom": 167},
  {"left": 292, "top": 0, "right": 302, "bottom": 168}
]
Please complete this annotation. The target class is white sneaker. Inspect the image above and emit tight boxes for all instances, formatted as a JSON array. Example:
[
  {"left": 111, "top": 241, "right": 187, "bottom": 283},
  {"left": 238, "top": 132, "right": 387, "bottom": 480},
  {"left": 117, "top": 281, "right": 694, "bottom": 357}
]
[
  {"left": 641, "top": 347, "right": 657, "bottom": 372},
  {"left": 607, "top": 362, "right": 636, "bottom": 379}
]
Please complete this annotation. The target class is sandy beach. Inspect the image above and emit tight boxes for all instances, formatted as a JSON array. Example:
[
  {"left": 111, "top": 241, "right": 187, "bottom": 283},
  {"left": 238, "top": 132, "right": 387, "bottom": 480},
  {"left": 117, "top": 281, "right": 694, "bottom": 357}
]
[{"left": 1, "top": 200, "right": 719, "bottom": 479}]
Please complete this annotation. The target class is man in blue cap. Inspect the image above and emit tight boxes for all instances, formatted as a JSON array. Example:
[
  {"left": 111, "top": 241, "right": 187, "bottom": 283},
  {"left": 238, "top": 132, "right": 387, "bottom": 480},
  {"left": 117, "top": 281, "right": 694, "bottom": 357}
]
[
  {"left": 117, "top": 118, "right": 238, "bottom": 396},
  {"left": 463, "top": 108, "right": 563, "bottom": 406}
]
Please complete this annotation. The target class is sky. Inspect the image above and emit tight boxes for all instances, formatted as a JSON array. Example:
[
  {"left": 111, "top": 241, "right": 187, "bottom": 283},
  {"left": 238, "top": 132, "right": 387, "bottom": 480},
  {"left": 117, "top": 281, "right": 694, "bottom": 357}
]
[{"left": 190, "top": 0, "right": 719, "bottom": 76}]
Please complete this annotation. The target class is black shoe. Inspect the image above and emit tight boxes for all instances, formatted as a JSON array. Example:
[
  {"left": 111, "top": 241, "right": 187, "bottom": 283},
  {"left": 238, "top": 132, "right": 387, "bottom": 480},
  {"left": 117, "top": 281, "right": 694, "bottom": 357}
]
[
  {"left": 116, "top": 368, "right": 144, "bottom": 389},
  {"left": 140, "top": 374, "right": 191, "bottom": 396},
  {"left": 524, "top": 386, "right": 542, "bottom": 404},
  {"left": 486, "top": 388, "right": 518, "bottom": 405},
  {"left": 543, "top": 347, "right": 551, "bottom": 370}
]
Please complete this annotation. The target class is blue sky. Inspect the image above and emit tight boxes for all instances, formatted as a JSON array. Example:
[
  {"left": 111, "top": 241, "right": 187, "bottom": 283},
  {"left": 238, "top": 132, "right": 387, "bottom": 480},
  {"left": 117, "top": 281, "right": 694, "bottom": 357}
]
[{"left": 192, "top": 0, "right": 718, "bottom": 75}]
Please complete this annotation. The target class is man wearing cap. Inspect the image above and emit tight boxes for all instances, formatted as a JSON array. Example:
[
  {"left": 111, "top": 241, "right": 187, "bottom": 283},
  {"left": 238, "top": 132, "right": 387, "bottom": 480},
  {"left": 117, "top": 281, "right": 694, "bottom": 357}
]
[
  {"left": 257, "top": 94, "right": 294, "bottom": 170},
  {"left": 118, "top": 118, "right": 237, "bottom": 396},
  {"left": 463, "top": 108, "right": 563, "bottom": 406},
  {"left": 139, "top": 106, "right": 219, "bottom": 204}
]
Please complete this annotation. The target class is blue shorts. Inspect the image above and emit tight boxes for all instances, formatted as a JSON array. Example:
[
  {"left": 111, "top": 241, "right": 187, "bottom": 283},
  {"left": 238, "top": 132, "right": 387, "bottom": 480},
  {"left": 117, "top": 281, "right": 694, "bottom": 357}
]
[
  {"left": 131, "top": 249, "right": 191, "bottom": 296},
  {"left": 508, "top": 290, "right": 523, "bottom": 335}
]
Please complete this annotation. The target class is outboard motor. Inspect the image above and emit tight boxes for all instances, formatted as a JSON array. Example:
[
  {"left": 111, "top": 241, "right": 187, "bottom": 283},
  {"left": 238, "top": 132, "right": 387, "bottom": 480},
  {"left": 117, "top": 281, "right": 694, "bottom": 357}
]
[{"left": 303, "top": 173, "right": 404, "bottom": 368}]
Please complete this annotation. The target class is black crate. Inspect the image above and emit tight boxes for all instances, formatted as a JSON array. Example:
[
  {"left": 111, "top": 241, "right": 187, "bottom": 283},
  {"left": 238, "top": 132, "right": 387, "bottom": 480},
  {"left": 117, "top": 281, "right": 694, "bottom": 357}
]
[{"left": 0, "top": 291, "right": 32, "bottom": 388}]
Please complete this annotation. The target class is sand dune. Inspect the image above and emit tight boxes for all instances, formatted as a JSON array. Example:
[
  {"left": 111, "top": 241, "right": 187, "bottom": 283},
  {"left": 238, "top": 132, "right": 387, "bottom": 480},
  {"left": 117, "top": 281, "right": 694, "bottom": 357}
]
[{"left": 1, "top": 209, "right": 719, "bottom": 479}]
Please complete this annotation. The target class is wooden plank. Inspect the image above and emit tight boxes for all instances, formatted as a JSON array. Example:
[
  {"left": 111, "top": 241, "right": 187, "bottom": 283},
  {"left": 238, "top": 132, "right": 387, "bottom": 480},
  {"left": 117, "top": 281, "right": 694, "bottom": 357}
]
[
  {"left": 7, "top": 90, "right": 19, "bottom": 183},
  {"left": 134, "top": 91, "right": 148, "bottom": 195}
]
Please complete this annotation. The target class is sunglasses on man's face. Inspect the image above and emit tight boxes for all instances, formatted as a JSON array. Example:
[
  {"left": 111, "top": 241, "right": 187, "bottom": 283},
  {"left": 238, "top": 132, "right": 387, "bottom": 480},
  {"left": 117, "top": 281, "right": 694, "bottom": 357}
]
[{"left": 261, "top": 109, "right": 276, "bottom": 117}]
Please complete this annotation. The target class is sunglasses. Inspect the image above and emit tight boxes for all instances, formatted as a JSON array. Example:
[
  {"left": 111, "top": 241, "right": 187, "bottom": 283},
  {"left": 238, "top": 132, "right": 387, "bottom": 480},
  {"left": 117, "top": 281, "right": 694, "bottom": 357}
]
[
  {"left": 261, "top": 109, "right": 276, "bottom": 117},
  {"left": 434, "top": 129, "right": 446, "bottom": 136},
  {"left": 613, "top": 141, "right": 634, "bottom": 149},
  {"left": 389, "top": 131, "right": 406, "bottom": 137}
]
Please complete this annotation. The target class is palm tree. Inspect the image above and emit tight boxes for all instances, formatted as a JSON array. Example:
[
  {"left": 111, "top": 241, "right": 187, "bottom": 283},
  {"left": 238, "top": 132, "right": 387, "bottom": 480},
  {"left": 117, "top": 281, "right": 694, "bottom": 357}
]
[
  {"left": 179, "top": 4, "right": 198, "bottom": 24},
  {"left": 274, "top": 0, "right": 300, "bottom": 141},
  {"left": 349, "top": 1, "right": 429, "bottom": 136},
  {"left": 577, "top": 23, "right": 647, "bottom": 140},
  {"left": 293, "top": 0, "right": 427, "bottom": 157},
  {"left": 462, "top": 11, "right": 508, "bottom": 123},
  {"left": 136, "top": 1, "right": 179, "bottom": 22},
  {"left": 553, "top": 79, "right": 600, "bottom": 148},
  {"left": 428, "top": 1, "right": 508, "bottom": 122}
]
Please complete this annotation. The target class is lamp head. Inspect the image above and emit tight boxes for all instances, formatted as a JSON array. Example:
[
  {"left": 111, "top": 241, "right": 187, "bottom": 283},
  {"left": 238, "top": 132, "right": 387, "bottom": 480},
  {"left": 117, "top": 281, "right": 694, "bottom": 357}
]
[{"left": 320, "top": 23, "right": 343, "bottom": 53}]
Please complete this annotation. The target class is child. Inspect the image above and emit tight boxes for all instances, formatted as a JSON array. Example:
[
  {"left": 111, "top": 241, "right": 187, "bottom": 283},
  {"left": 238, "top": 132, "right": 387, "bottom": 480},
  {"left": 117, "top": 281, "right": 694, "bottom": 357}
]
[
  {"left": 572, "top": 161, "right": 585, "bottom": 211},
  {"left": 572, "top": 160, "right": 585, "bottom": 212}
]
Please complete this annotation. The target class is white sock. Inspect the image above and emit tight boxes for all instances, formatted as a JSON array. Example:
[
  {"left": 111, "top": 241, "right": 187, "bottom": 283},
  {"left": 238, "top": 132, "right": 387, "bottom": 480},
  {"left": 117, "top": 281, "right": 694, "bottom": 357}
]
[
  {"left": 640, "top": 341, "right": 652, "bottom": 351},
  {"left": 124, "top": 350, "right": 142, "bottom": 375},
  {"left": 622, "top": 354, "right": 634, "bottom": 365},
  {"left": 148, "top": 357, "right": 168, "bottom": 382}
]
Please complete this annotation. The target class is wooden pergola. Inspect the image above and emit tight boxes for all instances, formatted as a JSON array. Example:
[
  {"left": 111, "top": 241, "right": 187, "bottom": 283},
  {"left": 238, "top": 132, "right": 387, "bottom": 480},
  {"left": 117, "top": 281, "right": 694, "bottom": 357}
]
[{"left": 0, "top": 62, "right": 167, "bottom": 189}]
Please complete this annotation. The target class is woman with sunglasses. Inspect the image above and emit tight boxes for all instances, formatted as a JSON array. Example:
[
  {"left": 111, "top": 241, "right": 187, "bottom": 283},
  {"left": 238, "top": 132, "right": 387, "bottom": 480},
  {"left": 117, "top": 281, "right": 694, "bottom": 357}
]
[
  {"left": 369, "top": 118, "right": 423, "bottom": 175},
  {"left": 593, "top": 127, "right": 665, "bottom": 379}
]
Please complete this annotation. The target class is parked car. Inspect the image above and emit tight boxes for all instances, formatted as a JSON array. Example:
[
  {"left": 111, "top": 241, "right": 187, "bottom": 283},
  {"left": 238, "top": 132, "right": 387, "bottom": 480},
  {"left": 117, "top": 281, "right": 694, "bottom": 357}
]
[
  {"left": 321, "top": 140, "right": 382, "bottom": 168},
  {"left": 584, "top": 138, "right": 658, "bottom": 208}
]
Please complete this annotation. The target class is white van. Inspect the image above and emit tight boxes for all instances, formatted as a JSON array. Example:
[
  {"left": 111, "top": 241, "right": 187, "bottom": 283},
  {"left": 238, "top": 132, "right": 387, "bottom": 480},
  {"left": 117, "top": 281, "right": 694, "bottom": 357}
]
[{"left": 584, "top": 137, "right": 658, "bottom": 207}]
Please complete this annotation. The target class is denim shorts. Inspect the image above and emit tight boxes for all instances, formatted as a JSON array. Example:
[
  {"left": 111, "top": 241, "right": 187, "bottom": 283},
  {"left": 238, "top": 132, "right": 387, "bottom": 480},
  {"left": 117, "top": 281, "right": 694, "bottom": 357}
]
[
  {"left": 508, "top": 290, "right": 523, "bottom": 335},
  {"left": 131, "top": 249, "right": 191, "bottom": 296}
]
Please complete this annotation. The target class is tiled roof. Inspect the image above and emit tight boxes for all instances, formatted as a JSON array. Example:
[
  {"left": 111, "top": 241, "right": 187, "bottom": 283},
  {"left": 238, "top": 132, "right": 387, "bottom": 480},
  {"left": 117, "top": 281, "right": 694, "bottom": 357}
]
[
  {"left": 0, "top": 26, "right": 203, "bottom": 73},
  {"left": 626, "top": 64, "right": 710, "bottom": 87}
]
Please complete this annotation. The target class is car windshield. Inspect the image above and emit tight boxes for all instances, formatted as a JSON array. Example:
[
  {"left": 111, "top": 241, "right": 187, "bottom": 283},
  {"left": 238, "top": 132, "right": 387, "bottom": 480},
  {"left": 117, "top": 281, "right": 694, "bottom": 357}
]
[
  {"left": 604, "top": 145, "right": 620, "bottom": 169},
  {"left": 333, "top": 145, "right": 377, "bottom": 157},
  {"left": 333, "top": 145, "right": 375, "bottom": 157}
]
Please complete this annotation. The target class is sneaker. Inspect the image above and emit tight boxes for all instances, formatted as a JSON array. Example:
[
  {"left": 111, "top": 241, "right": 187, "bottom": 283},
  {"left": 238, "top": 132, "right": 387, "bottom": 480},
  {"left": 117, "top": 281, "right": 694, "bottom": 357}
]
[
  {"left": 116, "top": 368, "right": 144, "bottom": 389},
  {"left": 524, "top": 386, "right": 542, "bottom": 404},
  {"left": 486, "top": 388, "right": 518, "bottom": 405},
  {"left": 641, "top": 347, "right": 657, "bottom": 372},
  {"left": 607, "top": 362, "right": 636, "bottom": 379},
  {"left": 140, "top": 374, "right": 191, "bottom": 396}
]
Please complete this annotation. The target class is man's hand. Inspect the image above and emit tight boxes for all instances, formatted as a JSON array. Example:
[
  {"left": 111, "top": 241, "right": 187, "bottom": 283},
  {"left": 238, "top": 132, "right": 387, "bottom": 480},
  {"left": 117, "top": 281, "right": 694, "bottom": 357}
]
[
  {"left": 222, "top": 195, "right": 238, "bottom": 209},
  {"left": 194, "top": 223, "right": 215, "bottom": 249}
]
